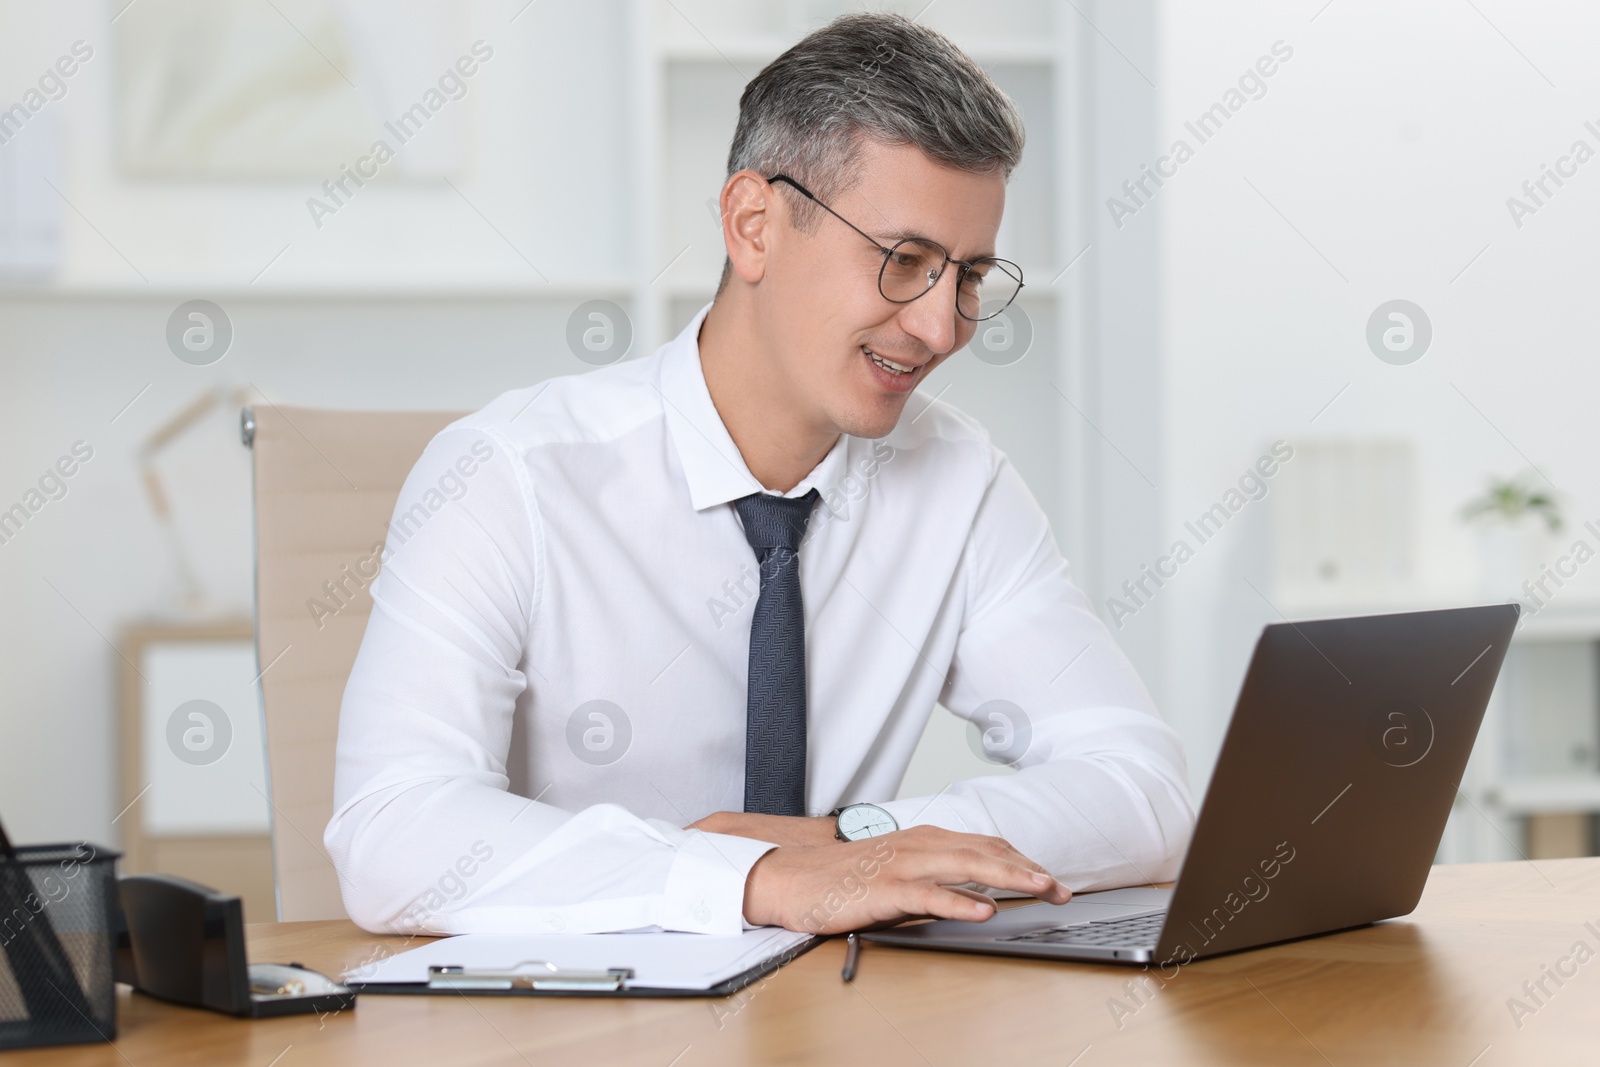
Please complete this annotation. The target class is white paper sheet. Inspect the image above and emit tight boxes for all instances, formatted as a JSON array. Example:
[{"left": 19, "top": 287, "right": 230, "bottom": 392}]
[{"left": 345, "top": 927, "right": 815, "bottom": 992}]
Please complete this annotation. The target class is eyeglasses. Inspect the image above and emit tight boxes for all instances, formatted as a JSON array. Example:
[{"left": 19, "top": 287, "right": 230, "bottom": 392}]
[{"left": 765, "top": 174, "right": 1024, "bottom": 322}]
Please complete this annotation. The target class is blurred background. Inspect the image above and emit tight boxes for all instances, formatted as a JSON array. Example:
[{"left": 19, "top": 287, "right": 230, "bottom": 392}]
[{"left": 3, "top": 0, "right": 1599, "bottom": 915}]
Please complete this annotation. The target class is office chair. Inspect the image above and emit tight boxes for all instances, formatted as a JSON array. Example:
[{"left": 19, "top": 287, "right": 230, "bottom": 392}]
[{"left": 244, "top": 403, "right": 463, "bottom": 920}]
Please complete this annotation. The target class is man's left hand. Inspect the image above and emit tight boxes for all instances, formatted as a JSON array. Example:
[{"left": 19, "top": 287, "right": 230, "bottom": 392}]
[{"left": 688, "top": 811, "right": 839, "bottom": 848}]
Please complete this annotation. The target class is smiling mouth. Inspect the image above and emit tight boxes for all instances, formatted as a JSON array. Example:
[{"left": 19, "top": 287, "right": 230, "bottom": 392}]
[{"left": 863, "top": 346, "right": 919, "bottom": 376}]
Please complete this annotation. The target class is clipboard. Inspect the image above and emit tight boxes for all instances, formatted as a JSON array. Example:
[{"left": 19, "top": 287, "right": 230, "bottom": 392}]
[{"left": 343, "top": 929, "right": 818, "bottom": 999}]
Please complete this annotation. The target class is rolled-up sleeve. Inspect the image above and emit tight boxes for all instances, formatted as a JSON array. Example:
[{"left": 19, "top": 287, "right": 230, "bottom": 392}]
[
  {"left": 879, "top": 454, "right": 1195, "bottom": 890},
  {"left": 323, "top": 424, "right": 774, "bottom": 936}
]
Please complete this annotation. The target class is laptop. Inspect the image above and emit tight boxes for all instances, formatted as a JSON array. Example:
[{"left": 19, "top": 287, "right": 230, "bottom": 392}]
[{"left": 864, "top": 604, "right": 1519, "bottom": 966}]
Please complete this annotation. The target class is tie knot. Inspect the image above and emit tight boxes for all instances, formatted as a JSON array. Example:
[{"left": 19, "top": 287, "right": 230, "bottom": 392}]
[{"left": 735, "top": 490, "right": 820, "bottom": 553}]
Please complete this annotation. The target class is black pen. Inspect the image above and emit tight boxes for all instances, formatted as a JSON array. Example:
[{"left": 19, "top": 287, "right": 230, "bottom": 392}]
[{"left": 841, "top": 933, "right": 862, "bottom": 982}]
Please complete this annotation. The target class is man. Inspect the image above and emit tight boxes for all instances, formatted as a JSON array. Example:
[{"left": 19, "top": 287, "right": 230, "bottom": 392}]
[{"left": 326, "top": 13, "right": 1193, "bottom": 937}]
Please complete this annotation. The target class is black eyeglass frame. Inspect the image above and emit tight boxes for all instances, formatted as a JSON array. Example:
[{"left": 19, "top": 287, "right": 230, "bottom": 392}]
[{"left": 764, "top": 174, "right": 1024, "bottom": 322}]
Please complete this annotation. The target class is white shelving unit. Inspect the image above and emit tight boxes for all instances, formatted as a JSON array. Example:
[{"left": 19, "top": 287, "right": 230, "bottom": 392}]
[
  {"left": 1271, "top": 590, "right": 1600, "bottom": 864},
  {"left": 1467, "top": 602, "right": 1600, "bottom": 861}
]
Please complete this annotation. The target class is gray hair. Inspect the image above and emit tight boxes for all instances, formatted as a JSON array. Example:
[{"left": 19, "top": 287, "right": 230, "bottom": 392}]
[{"left": 724, "top": 12, "right": 1024, "bottom": 236}]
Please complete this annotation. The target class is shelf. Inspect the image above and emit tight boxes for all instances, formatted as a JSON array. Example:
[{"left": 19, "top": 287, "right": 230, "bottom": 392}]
[
  {"left": 1493, "top": 777, "right": 1600, "bottom": 814},
  {"left": 657, "top": 37, "right": 1057, "bottom": 66},
  {"left": 656, "top": 277, "right": 1065, "bottom": 303},
  {"left": 1267, "top": 589, "right": 1600, "bottom": 642},
  {"left": 1266, "top": 588, "right": 1482, "bottom": 620},
  {"left": 659, "top": 277, "right": 720, "bottom": 300},
  {"left": 1514, "top": 602, "right": 1600, "bottom": 641},
  {"left": 0, "top": 278, "right": 637, "bottom": 301}
]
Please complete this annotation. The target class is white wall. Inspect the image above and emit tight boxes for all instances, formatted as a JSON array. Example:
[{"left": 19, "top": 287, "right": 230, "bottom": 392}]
[{"left": 1152, "top": 0, "right": 1600, "bottom": 785}]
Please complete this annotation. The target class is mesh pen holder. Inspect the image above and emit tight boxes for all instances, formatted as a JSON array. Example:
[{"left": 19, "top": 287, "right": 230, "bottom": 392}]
[{"left": 0, "top": 843, "right": 121, "bottom": 1050}]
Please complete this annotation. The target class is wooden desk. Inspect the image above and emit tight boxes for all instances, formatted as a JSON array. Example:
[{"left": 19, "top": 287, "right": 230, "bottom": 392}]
[{"left": 9, "top": 859, "right": 1599, "bottom": 1066}]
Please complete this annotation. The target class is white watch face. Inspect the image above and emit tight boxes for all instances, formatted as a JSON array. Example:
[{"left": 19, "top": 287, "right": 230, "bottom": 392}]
[{"left": 837, "top": 804, "right": 897, "bottom": 840}]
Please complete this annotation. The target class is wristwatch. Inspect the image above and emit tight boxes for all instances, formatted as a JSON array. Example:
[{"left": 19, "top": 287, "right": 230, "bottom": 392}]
[{"left": 830, "top": 803, "right": 898, "bottom": 842}]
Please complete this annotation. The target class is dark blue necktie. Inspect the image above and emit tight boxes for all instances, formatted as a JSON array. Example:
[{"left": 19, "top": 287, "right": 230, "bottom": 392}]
[{"left": 735, "top": 489, "right": 821, "bottom": 816}]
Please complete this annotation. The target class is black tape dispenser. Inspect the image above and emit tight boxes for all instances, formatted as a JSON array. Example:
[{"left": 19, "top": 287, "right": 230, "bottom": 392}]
[{"left": 114, "top": 874, "right": 355, "bottom": 1018}]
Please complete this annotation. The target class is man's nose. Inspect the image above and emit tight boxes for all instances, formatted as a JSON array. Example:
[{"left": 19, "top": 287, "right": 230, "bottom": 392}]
[{"left": 893, "top": 266, "right": 962, "bottom": 356}]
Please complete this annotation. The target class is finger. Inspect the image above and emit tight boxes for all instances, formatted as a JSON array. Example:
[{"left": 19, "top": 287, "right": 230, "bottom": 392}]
[
  {"left": 950, "top": 881, "right": 1074, "bottom": 908},
  {"left": 1027, "top": 869, "right": 1072, "bottom": 903},
  {"left": 922, "top": 835, "right": 1074, "bottom": 903},
  {"left": 838, "top": 880, "right": 1005, "bottom": 927},
  {"left": 965, "top": 835, "right": 1058, "bottom": 879},
  {"left": 906, "top": 884, "right": 999, "bottom": 923},
  {"left": 913, "top": 828, "right": 1053, "bottom": 879},
  {"left": 944, "top": 885, "right": 1001, "bottom": 906},
  {"left": 899, "top": 848, "right": 1071, "bottom": 902}
]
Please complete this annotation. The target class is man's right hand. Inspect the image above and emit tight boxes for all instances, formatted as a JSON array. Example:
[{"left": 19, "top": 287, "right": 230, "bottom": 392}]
[{"left": 741, "top": 824, "right": 1072, "bottom": 934}]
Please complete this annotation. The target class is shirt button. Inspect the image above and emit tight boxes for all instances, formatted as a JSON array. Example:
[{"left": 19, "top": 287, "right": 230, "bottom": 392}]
[
  {"left": 546, "top": 915, "right": 567, "bottom": 932},
  {"left": 693, "top": 904, "right": 712, "bottom": 924}
]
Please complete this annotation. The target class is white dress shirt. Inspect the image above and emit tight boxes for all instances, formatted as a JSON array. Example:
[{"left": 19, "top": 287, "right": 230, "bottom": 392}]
[{"left": 325, "top": 304, "right": 1194, "bottom": 937}]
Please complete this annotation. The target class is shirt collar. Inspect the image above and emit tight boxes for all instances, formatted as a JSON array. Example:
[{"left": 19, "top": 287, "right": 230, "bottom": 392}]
[{"left": 659, "top": 302, "right": 851, "bottom": 511}]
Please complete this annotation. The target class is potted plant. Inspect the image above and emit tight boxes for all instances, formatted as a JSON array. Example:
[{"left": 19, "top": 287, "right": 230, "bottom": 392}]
[{"left": 1461, "top": 472, "right": 1562, "bottom": 598}]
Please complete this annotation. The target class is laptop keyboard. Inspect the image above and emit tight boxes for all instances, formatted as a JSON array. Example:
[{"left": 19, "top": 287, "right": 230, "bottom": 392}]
[{"left": 998, "top": 910, "right": 1167, "bottom": 948}]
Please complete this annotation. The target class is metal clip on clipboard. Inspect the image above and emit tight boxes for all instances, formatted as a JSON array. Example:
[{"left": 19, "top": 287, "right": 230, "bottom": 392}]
[{"left": 427, "top": 961, "right": 635, "bottom": 992}]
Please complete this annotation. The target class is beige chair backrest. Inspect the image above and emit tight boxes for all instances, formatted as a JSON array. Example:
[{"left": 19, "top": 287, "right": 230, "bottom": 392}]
[{"left": 246, "top": 404, "right": 464, "bottom": 921}]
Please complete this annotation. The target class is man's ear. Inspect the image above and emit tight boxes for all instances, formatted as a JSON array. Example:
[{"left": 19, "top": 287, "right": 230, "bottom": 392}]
[{"left": 720, "top": 170, "right": 776, "bottom": 285}]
